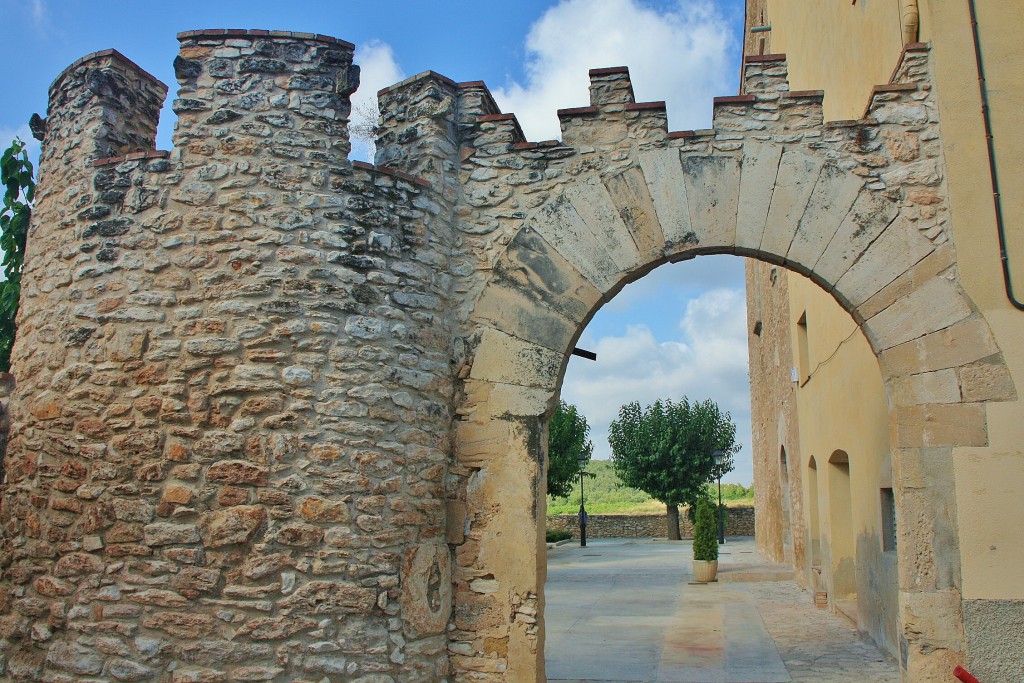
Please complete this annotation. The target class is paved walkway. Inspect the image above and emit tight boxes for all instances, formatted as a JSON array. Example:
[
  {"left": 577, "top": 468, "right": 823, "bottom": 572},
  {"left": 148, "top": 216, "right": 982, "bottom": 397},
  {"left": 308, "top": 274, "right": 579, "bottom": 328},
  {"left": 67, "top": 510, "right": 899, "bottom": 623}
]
[{"left": 545, "top": 538, "right": 899, "bottom": 682}]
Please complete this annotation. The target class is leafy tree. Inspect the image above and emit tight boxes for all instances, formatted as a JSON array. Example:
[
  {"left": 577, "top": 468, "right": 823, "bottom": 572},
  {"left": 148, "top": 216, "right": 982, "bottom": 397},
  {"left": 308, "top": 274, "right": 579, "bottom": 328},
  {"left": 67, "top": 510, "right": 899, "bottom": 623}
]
[
  {"left": 547, "top": 400, "right": 593, "bottom": 499},
  {"left": 608, "top": 397, "right": 738, "bottom": 540},
  {"left": 0, "top": 138, "right": 34, "bottom": 371}
]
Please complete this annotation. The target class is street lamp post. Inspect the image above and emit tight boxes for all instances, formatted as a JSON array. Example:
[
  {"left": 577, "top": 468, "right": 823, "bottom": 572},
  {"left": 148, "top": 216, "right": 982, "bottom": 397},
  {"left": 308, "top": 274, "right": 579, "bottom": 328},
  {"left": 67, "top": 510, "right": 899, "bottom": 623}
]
[
  {"left": 578, "top": 453, "right": 588, "bottom": 547},
  {"left": 713, "top": 450, "right": 725, "bottom": 545}
]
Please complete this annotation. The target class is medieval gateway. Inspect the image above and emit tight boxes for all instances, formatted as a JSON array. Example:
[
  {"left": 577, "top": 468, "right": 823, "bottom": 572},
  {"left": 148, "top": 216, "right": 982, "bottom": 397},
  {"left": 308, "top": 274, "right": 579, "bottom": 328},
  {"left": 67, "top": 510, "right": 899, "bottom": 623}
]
[{"left": 0, "top": 1, "right": 1022, "bottom": 681}]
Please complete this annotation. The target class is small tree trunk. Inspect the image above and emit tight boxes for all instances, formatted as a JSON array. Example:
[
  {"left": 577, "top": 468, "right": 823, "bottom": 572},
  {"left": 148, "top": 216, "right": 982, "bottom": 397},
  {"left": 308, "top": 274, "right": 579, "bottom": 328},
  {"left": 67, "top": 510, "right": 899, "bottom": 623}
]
[{"left": 666, "top": 503, "right": 681, "bottom": 540}]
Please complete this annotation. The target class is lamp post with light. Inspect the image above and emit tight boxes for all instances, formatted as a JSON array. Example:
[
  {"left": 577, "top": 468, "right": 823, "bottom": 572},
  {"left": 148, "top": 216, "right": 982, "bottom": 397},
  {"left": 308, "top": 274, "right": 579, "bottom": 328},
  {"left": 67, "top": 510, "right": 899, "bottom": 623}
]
[
  {"left": 713, "top": 450, "right": 725, "bottom": 544},
  {"left": 578, "top": 453, "right": 589, "bottom": 547}
]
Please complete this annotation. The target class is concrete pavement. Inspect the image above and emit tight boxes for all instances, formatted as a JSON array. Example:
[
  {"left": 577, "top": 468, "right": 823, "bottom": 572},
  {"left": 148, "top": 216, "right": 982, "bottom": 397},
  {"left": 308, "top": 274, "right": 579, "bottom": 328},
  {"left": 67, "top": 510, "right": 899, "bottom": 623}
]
[{"left": 544, "top": 538, "right": 898, "bottom": 682}]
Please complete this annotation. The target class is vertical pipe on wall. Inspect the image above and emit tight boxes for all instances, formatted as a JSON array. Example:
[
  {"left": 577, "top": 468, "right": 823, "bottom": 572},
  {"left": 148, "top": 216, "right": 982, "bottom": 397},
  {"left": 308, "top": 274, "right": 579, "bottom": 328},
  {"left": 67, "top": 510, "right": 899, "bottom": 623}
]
[
  {"left": 900, "top": 0, "right": 920, "bottom": 45},
  {"left": 966, "top": 0, "right": 1024, "bottom": 310}
]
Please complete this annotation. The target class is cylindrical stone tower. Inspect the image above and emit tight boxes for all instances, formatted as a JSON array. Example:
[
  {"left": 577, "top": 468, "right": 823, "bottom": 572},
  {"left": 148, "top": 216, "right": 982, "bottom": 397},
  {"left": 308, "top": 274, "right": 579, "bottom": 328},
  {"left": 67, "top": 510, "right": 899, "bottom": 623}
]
[{"left": 0, "top": 30, "right": 458, "bottom": 682}]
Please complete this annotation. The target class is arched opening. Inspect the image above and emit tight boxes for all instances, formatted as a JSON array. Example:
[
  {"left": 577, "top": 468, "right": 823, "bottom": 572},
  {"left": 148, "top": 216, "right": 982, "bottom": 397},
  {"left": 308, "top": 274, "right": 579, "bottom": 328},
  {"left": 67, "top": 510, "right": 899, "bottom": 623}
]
[
  {"left": 807, "top": 455, "right": 822, "bottom": 567},
  {"left": 780, "top": 446, "right": 793, "bottom": 563},
  {"left": 540, "top": 254, "right": 825, "bottom": 682},
  {"left": 827, "top": 450, "right": 857, "bottom": 622}
]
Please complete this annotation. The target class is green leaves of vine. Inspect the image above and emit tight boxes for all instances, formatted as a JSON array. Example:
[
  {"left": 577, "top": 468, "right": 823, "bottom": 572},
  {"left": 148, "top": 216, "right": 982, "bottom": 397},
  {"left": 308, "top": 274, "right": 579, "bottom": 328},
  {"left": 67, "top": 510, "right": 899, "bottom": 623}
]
[{"left": 0, "top": 138, "right": 34, "bottom": 372}]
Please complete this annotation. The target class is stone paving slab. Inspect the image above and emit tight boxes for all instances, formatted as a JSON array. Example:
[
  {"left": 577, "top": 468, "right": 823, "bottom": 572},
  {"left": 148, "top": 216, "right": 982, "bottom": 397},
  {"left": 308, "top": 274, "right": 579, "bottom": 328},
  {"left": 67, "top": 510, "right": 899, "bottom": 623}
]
[{"left": 545, "top": 538, "right": 899, "bottom": 682}]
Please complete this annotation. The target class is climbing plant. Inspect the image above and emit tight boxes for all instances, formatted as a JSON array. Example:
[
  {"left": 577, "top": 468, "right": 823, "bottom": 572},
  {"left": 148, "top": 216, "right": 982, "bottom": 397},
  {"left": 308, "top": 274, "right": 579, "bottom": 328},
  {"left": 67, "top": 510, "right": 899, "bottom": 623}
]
[{"left": 0, "top": 138, "right": 34, "bottom": 372}]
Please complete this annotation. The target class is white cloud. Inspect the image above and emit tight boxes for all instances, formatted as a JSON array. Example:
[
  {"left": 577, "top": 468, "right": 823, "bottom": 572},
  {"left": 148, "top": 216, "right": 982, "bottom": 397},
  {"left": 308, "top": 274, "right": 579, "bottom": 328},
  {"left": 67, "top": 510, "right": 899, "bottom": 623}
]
[
  {"left": 31, "top": 0, "right": 46, "bottom": 27},
  {"left": 562, "top": 287, "right": 754, "bottom": 484},
  {"left": 351, "top": 40, "right": 405, "bottom": 163},
  {"left": 491, "top": 0, "right": 736, "bottom": 141}
]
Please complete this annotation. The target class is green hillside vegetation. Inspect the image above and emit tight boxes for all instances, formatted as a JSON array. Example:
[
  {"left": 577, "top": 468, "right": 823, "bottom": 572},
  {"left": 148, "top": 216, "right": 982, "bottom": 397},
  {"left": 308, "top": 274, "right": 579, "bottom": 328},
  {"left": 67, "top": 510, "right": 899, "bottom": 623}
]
[{"left": 546, "top": 460, "right": 754, "bottom": 515}]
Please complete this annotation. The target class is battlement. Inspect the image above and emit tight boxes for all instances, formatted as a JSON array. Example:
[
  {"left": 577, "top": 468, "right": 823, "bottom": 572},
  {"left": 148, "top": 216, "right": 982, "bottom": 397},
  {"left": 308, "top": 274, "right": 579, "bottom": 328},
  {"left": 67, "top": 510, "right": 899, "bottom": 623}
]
[
  {"left": 173, "top": 29, "right": 359, "bottom": 165},
  {"left": 43, "top": 48, "right": 168, "bottom": 167}
]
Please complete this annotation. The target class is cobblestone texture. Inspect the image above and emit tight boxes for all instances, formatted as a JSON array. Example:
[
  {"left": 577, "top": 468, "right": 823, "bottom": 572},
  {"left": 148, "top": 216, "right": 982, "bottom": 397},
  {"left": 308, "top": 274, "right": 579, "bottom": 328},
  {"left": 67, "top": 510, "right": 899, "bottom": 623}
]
[{"left": 749, "top": 581, "right": 899, "bottom": 682}]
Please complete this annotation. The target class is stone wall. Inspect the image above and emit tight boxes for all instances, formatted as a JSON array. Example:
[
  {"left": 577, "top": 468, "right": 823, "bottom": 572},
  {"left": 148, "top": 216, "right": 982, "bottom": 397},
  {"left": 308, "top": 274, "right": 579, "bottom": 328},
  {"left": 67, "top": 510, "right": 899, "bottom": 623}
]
[
  {"left": 547, "top": 507, "right": 756, "bottom": 539},
  {"left": 0, "top": 32, "right": 458, "bottom": 682}
]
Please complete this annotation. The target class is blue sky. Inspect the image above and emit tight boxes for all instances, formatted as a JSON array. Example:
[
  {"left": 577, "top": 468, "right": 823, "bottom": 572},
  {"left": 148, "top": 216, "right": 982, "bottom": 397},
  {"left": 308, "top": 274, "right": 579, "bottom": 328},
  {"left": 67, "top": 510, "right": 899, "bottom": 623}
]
[{"left": 0, "top": 0, "right": 754, "bottom": 483}]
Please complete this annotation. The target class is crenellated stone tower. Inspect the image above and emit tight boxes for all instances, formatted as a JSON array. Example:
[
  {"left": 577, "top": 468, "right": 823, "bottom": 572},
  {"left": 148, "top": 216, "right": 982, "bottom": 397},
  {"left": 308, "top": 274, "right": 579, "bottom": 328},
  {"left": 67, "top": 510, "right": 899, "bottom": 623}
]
[
  {"left": 2, "top": 31, "right": 460, "bottom": 681},
  {"left": 0, "top": 29, "right": 1017, "bottom": 683}
]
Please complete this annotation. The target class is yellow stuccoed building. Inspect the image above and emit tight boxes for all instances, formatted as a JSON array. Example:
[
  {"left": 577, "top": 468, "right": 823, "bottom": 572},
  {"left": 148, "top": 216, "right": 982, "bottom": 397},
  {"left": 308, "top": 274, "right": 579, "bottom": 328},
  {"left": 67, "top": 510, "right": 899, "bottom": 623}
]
[{"left": 745, "top": 1, "right": 1024, "bottom": 680}]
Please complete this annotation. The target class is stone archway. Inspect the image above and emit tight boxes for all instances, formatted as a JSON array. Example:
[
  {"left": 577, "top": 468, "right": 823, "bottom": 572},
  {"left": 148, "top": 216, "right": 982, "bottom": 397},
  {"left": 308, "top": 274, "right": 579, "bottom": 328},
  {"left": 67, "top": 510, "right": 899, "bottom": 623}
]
[
  {"left": 445, "top": 47, "right": 1013, "bottom": 681},
  {"left": 2, "top": 30, "right": 1016, "bottom": 683}
]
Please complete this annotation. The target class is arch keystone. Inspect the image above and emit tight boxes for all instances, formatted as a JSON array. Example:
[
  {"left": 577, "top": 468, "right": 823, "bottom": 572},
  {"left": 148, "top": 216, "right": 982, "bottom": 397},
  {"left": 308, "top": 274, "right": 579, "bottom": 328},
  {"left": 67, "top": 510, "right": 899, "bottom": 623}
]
[{"left": 681, "top": 154, "right": 741, "bottom": 249}]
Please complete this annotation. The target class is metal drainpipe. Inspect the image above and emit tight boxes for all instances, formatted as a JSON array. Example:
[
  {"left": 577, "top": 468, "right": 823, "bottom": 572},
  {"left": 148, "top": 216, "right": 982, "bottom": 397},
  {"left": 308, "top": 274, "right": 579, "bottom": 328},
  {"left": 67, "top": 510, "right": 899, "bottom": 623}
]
[
  {"left": 966, "top": 0, "right": 1024, "bottom": 310},
  {"left": 901, "top": 0, "right": 919, "bottom": 45}
]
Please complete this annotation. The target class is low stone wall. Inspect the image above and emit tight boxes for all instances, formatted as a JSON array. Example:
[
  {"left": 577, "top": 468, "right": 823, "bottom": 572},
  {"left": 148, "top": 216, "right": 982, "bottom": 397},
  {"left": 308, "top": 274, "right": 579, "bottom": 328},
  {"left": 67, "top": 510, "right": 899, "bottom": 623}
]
[{"left": 548, "top": 506, "right": 756, "bottom": 539}]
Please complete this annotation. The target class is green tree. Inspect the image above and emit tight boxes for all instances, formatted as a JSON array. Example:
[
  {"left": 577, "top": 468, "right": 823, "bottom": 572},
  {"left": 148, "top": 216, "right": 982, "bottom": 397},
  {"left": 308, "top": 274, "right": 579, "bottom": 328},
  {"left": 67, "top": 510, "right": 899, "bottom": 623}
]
[
  {"left": 547, "top": 400, "right": 593, "bottom": 499},
  {"left": 0, "top": 138, "right": 34, "bottom": 371},
  {"left": 608, "top": 397, "right": 738, "bottom": 540}
]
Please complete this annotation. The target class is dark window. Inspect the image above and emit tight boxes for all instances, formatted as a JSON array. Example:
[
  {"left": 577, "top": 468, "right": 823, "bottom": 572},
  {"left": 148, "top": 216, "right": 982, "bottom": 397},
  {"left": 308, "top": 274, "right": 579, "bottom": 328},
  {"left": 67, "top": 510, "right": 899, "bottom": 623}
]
[
  {"left": 880, "top": 487, "right": 897, "bottom": 552},
  {"left": 796, "top": 311, "right": 810, "bottom": 384}
]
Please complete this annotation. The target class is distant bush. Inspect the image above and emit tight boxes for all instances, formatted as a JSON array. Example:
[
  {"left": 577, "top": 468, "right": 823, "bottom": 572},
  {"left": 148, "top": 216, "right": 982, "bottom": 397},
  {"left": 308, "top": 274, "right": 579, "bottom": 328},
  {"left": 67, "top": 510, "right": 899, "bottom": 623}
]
[{"left": 546, "top": 529, "right": 572, "bottom": 543}]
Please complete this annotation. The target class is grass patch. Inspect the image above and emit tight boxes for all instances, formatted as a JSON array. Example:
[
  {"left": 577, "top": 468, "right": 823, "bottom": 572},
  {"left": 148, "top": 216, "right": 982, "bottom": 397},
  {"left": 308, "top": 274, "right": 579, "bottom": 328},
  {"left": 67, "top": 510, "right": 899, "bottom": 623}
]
[{"left": 547, "top": 461, "right": 754, "bottom": 515}]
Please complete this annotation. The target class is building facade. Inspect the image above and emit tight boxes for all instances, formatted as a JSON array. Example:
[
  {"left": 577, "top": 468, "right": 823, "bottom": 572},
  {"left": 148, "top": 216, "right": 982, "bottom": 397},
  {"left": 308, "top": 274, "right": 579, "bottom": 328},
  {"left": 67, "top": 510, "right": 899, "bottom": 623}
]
[{"left": 746, "top": 2, "right": 1024, "bottom": 680}]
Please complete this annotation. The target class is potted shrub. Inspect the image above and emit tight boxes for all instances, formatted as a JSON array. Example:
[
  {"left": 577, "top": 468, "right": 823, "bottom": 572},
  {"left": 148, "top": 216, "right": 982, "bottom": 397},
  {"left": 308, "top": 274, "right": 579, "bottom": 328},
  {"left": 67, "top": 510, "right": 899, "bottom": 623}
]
[{"left": 692, "top": 498, "right": 719, "bottom": 582}]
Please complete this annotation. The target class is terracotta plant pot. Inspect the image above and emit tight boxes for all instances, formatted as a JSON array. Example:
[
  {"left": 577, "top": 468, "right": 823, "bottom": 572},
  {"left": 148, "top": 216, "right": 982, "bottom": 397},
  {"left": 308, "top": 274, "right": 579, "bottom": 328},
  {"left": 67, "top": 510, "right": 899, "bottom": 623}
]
[{"left": 692, "top": 559, "right": 718, "bottom": 583}]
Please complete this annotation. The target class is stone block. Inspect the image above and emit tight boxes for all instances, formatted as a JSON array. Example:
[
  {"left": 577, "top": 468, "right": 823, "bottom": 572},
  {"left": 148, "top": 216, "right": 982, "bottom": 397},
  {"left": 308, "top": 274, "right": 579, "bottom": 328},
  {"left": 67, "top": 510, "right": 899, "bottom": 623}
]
[
  {"left": 890, "top": 369, "right": 960, "bottom": 405},
  {"left": 681, "top": 154, "right": 741, "bottom": 249},
  {"left": 565, "top": 177, "right": 644, "bottom": 274},
  {"left": 528, "top": 194, "right": 623, "bottom": 293},
  {"left": 856, "top": 243, "right": 955, "bottom": 322},
  {"left": 813, "top": 190, "right": 899, "bottom": 287},
  {"left": 864, "top": 276, "right": 973, "bottom": 351},
  {"left": 759, "top": 149, "right": 824, "bottom": 259},
  {"left": 468, "top": 327, "right": 562, "bottom": 391},
  {"left": 400, "top": 542, "right": 452, "bottom": 638},
  {"left": 894, "top": 403, "right": 986, "bottom": 448},
  {"left": 958, "top": 358, "right": 1016, "bottom": 402},
  {"left": 601, "top": 165, "right": 667, "bottom": 261},
  {"left": 735, "top": 140, "right": 783, "bottom": 252},
  {"left": 879, "top": 317, "right": 998, "bottom": 378},
  {"left": 786, "top": 163, "right": 864, "bottom": 272},
  {"left": 471, "top": 281, "right": 577, "bottom": 353},
  {"left": 637, "top": 149, "right": 695, "bottom": 250},
  {"left": 834, "top": 214, "right": 935, "bottom": 309},
  {"left": 493, "top": 226, "right": 603, "bottom": 324}
]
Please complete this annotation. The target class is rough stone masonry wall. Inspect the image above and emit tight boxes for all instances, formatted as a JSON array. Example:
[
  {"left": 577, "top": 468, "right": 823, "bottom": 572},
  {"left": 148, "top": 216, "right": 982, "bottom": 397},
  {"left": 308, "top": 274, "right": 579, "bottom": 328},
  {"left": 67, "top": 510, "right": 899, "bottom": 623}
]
[
  {"left": 547, "top": 508, "right": 756, "bottom": 539},
  {"left": 0, "top": 32, "right": 460, "bottom": 682}
]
